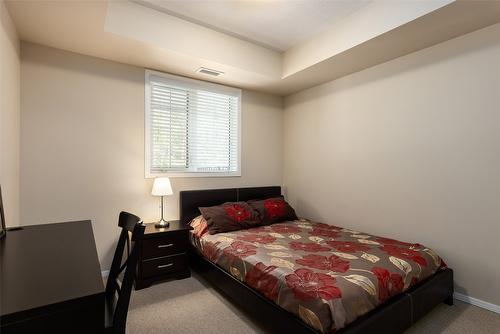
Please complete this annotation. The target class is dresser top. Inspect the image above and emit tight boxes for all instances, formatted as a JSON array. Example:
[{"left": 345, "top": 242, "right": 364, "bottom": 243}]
[
  {"left": 0, "top": 220, "right": 104, "bottom": 321},
  {"left": 143, "top": 220, "right": 192, "bottom": 238}
]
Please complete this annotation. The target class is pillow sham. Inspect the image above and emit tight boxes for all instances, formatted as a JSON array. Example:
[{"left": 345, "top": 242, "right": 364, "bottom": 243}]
[
  {"left": 189, "top": 215, "right": 209, "bottom": 238},
  {"left": 247, "top": 197, "right": 298, "bottom": 225},
  {"left": 199, "top": 201, "right": 261, "bottom": 234}
]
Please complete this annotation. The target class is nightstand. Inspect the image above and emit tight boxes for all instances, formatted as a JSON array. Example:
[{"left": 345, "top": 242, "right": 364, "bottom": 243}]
[{"left": 135, "top": 220, "right": 192, "bottom": 290}]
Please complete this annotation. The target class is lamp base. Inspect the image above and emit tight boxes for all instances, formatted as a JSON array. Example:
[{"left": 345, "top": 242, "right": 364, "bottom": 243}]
[{"left": 155, "top": 219, "right": 170, "bottom": 228}]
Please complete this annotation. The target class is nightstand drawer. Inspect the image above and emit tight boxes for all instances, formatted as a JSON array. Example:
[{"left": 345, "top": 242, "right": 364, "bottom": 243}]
[
  {"left": 141, "top": 254, "right": 188, "bottom": 279},
  {"left": 142, "top": 232, "right": 189, "bottom": 259}
]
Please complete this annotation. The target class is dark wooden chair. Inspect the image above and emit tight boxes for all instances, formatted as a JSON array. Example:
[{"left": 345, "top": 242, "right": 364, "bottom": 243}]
[
  {"left": 0, "top": 185, "right": 6, "bottom": 239},
  {"left": 105, "top": 212, "right": 145, "bottom": 334}
]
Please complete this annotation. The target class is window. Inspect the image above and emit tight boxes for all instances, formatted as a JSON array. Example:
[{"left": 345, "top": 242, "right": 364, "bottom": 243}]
[{"left": 145, "top": 70, "right": 241, "bottom": 177}]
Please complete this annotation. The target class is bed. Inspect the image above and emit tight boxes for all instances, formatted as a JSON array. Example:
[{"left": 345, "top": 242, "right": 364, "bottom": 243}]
[{"left": 180, "top": 186, "right": 454, "bottom": 334}]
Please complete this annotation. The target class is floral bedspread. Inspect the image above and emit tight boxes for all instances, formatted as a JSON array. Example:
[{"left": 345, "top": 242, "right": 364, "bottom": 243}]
[{"left": 190, "top": 219, "right": 446, "bottom": 333}]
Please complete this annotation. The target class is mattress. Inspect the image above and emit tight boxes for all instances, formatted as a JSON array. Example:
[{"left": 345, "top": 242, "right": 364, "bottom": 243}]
[{"left": 190, "top": 219, "right": 446, "bottom": 333}]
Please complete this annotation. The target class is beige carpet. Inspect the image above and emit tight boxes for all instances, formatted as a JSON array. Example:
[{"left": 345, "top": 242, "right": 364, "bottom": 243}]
[{"left": 126, "top": 274, "right": 500, "bottom": 334}]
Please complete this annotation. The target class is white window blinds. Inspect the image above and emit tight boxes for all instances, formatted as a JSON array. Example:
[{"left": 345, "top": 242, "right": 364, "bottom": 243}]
[{"left": 145, "top": 71, "right": 241, "bottom": 177}]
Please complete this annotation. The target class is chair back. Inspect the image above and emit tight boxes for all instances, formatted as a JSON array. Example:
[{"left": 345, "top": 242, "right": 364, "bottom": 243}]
[
  {"left": 105, "top": 211, "right": 145, "bottom": 334},
  {"left": 0, "top": 185, "right": 6, "bottom": 239}
]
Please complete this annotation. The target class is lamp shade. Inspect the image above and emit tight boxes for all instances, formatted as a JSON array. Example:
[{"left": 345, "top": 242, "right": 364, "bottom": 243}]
[{"left": 151, "top": 177, "right": 173, "bottom": 196}]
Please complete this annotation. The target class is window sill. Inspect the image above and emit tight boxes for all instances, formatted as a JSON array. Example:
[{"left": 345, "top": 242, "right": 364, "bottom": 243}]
[{"left": 145, "top": 171, "right": 242, "bottom": 179}]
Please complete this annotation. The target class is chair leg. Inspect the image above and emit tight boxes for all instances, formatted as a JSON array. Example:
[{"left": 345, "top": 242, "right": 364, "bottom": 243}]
[{"left": 444, "top": 295, "right": 454, "bottom": 306}]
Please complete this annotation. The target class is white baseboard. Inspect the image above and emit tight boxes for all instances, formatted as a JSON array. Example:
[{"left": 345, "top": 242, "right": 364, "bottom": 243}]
[
  {"left": 454, "top": 292, "right": 500, "bottom": 314},
  {"left": 101, "top": 270, "right": 110, "bottom": 278}
]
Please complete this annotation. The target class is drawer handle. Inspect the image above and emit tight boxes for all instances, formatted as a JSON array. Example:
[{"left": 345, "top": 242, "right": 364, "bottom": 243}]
[
  {"left": 157, "top": 263, "right": 174, "bottom": 269},
  {"left": 158, "top": 243, "right": 174, "bottom": 248}
]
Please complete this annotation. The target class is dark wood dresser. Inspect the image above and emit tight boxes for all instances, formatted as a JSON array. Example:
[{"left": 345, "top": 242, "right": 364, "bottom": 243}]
[
  {"left": 0, "top": 221, "right": 104, "bottom": 334},
  {"left": 135, "top": 220, "right": 192, "bottom": 290}
]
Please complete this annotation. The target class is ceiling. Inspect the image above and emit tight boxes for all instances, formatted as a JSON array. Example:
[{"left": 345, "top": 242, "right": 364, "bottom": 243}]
[
  {"left": 6, "top": 0, "right": 500, "bottom": 96},
  {"left": 135, "top": 0, "right": 371, "bottom": 52}
]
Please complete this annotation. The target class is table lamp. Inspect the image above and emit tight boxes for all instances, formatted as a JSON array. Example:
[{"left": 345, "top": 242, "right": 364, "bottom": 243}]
[{"left": 152, "top": 177, "right": 173, "bottom": 228}]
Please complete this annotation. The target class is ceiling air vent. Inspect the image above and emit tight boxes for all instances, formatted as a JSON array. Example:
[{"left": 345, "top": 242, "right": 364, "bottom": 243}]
[{"left": 197, "top": 67, "right": 224, "bottom": 77}]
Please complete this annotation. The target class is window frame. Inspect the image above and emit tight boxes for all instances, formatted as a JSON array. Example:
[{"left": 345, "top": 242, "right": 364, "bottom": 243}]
[{"left": 145, "top": 69, "right": 242, "bottom": 178}]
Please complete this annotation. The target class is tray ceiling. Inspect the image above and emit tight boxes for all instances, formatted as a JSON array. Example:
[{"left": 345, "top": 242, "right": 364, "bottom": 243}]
[
  {"left": 135, "top": 0, "right": 371, "bottom": 52},
  {"left": 6, "top": 0, "right": 500, "bottom": 96}
]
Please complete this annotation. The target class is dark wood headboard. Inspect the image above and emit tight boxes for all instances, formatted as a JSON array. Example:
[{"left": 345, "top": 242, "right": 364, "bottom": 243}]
[{"left": 179, "top": 186, "right": 281, "bottom": 225}]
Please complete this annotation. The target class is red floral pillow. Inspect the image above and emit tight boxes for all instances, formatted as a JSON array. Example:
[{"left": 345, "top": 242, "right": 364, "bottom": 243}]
[
  {"left": 247, "top": 197, "right": 298, "bottom": 225},
  {"left": 199, "top": 202, "right": 261, "bottom": 234}
]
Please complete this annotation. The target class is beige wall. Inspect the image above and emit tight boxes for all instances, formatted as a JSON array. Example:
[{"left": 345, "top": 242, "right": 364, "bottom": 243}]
[
  {"left": 284, "top": 22, "right": 500, "bottom": 306},
  {"left": 0, "top": 1, "right": 20, "bottom": 227},
  {"left": 20, "top": 42, "right": 283, "bottom": 270}
]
